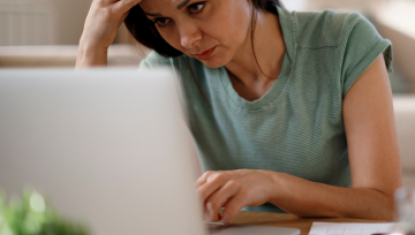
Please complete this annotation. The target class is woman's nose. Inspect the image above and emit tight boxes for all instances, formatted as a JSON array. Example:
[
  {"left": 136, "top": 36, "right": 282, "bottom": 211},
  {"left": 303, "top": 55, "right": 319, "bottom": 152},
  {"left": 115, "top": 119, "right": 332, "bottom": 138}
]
[{"left": 178, "top": 21, "right": 202, "bottom": 49}]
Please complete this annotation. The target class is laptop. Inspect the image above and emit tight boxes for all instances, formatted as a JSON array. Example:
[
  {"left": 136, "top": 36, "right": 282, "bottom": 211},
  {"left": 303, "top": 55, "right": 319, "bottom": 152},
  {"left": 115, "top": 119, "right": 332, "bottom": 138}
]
[{"left": 0, "top": 68, "right": 300, "bottom": 235}]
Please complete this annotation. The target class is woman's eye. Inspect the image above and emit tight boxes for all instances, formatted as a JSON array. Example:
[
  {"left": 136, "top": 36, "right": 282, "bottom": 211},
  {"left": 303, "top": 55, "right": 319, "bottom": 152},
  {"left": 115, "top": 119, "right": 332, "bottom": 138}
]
[
  {"left": 154, "top": 18, "right": 171, "bottom": 26},
  {"left": 188, "top": 2, "right": 205, "bottom": 14}
]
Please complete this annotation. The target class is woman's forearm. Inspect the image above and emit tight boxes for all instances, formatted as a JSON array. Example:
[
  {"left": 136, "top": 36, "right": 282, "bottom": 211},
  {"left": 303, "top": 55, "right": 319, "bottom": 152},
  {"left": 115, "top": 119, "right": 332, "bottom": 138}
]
[
  {"left": 267, "top": 171, "right": 395, "bottom": 220},
  {"left": 76, "top": 0, "right": 143, "bottom": 68},
  {"left": 75, "top": 40, "right": 108, "bottom": 68}
]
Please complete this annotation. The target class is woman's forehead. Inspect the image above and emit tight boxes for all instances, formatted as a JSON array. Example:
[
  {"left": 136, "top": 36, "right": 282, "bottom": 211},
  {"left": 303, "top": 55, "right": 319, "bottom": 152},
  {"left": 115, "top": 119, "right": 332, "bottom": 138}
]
[{"left": 139, "top": 0, "right": 189, "bottom": 12}]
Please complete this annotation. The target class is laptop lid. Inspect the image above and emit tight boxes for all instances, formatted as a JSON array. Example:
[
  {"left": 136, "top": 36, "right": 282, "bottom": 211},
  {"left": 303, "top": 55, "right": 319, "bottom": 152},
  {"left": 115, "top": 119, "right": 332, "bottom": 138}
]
[
  {"left": 0, "top": 68, "right": 302, "bottom": 235},
  {"left": 0, "top": 68, "right": 207, "bottom": 235}
]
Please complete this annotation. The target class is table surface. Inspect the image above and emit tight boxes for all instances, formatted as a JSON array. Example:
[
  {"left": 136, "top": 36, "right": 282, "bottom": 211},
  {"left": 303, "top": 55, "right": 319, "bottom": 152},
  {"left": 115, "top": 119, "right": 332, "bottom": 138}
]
[{"left": 232, "top": 211, "right": 389, "bottom": 235}]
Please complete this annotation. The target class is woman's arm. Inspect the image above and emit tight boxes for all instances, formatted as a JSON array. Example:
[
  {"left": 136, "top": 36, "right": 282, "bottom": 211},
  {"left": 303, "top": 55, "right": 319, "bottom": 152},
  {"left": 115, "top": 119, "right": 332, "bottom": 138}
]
[
  {"left": 75, "top": 0, "right": 142, "bottom": 68},
  {"left": 267, "top": 54, "right": 401, "bottom": 219},
  {"left": 76, "top": 42, "right": 108, "bottom": 68},
  {"left": 197, "top": 54, "right": 402, "bottom": 223}
]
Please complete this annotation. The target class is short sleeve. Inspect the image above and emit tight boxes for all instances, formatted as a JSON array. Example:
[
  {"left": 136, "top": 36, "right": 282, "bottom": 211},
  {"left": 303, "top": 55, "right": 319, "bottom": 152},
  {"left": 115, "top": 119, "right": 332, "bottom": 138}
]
[
  {"left": 139, "top": 51, "right": 174, "bottom": 70},
  {"left": 341, "top": 12, "right": 393, "bottom": 97},
  {"left": 138, "top": 51, "right": 190, "bottom": 103}
]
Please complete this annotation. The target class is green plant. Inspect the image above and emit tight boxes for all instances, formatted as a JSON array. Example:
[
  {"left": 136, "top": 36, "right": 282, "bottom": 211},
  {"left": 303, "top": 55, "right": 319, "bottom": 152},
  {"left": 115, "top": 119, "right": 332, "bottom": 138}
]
[{"left": 0, "top": 189, "right": 88, "bottom": 235}]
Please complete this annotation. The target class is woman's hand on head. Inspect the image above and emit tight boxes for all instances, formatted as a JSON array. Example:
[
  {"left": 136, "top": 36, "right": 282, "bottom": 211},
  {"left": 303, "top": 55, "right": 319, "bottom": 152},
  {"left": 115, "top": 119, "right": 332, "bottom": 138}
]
[
  {"left": 80, "top": 0, "right": 142, "bottom": 50},
  {"left": 196, "top": 169, "right": 278, "bottom": 225},
  {"left": 76, "top": 0, "right": 141, "bottom": 68}
]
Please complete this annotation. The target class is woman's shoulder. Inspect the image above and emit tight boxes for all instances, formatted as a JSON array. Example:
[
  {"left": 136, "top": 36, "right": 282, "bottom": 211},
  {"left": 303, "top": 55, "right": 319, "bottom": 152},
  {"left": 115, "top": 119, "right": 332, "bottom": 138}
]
[
  {"left": 285, "top": 8, "right": 392, "bottom": 98},
  {"left": 139, "top": 50, "right": 175, "bottom": 69},
  {"left": 289, "top": 9, "right": 379, "bottom": 48},
  {"left": 139, "top": 50, "right": 204, "bottom": 72}
]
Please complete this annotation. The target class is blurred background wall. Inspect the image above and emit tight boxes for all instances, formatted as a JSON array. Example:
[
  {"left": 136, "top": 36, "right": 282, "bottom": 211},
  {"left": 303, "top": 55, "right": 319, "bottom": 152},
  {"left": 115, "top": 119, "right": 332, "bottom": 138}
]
[{"left": 0, "top": 0, "right": 92, "bottom": 45}]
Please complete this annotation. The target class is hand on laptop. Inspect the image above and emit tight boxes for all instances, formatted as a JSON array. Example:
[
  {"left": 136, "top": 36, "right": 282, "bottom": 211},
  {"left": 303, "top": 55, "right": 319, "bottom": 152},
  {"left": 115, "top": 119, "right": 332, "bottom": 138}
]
[{"left": 196, "top": 169, "right": 278, "bottom": 225}]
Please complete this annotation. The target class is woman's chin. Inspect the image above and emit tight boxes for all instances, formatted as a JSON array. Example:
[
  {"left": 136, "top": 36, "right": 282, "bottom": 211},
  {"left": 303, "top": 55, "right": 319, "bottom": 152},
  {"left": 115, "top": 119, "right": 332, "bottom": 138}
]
[{"left": 199, "top": 56, "right": 229, "bottom": 69}]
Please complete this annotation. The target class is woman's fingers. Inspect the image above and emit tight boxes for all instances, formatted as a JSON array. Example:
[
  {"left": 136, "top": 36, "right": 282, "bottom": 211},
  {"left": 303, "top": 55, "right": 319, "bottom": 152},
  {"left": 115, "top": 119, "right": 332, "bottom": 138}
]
[
  {"left": 221, "top": 194, "right": 248, "bottom": 225},
  {"left": 205, "top": 181, "right": 240, "bottom": 222},
  {"left": 114, "top": 0, "right": 142, "bottom": 13},
  {"left": 196, "top": 171, "right": 217, "bottom": 197},
  {"left": 197, "top": 172, "right": 230, "bottom": 202},
  {"left": 93, "top": 0, "right": 116, "bottom": 8},
  {"left": 196, "top": 170, "right": 276, "bottom": 225},
  {"left": 94, "top": 0, "right": 125, "bottom": 6},
  {"left": 196, "top": 170, "right": 214, "bottom": 187},
  {"left": 81, "top": 0, "right": 140, "bottom": 49}
]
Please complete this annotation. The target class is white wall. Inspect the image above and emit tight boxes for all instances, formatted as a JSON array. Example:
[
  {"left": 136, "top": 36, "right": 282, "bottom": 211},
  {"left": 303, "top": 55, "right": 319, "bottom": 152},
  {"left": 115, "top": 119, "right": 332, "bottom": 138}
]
[
  {"left": 305, "top": 0, "right": 388, "bottom": 11},
  {"left": 0, "top": 0, "right": 92, "bottom": 45},
  {"left": 51, "top": 0, "right": 92, "bottom": 45}
]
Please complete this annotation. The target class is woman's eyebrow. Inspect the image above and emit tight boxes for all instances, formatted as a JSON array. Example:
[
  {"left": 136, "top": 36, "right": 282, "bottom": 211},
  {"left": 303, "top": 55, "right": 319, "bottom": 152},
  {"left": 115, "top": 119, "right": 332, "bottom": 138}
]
[
  {"left": 145, "top": 12, "right": 164, "bottom": 17},
  {"left": 177, "top": 0, "right": 191, "bottom": 9}
]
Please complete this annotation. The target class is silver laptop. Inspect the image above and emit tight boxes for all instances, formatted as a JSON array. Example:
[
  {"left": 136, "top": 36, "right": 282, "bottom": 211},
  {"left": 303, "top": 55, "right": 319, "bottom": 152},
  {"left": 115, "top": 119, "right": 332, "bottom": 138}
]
[{"left": 0, "top": 68, "right": 300, "bottom": 235}]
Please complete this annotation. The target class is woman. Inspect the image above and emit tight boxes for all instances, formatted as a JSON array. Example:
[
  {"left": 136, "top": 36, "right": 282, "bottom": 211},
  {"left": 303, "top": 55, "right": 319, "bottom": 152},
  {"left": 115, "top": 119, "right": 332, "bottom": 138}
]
[{"left": 76, "top": 0, "right": 402, "bottom": 225}]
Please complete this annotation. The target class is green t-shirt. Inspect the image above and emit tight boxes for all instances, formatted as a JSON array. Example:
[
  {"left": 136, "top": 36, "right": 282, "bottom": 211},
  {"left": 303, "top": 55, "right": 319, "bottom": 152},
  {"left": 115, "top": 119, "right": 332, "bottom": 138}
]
[{"left": 139, "top": 6, "right": 393, "bottom": 213}]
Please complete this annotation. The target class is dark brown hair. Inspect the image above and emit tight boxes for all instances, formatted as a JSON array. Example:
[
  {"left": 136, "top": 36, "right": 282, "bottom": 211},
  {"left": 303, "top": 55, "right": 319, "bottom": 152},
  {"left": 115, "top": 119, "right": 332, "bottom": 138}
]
[{"left": 124, "top": 0, "right": 281, "bottom": 57}]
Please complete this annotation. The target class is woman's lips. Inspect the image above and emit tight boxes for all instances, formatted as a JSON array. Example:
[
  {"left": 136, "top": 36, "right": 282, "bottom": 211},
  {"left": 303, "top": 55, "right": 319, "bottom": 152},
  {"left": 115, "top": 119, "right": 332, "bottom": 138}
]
[{"left": 195, "top": 46, "right": 216, "bottom": 60}]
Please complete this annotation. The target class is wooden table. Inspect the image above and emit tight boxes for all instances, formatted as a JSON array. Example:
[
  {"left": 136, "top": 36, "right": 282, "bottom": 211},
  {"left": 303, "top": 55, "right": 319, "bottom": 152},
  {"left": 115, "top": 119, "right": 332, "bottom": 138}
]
[{"left": 232, "top": 211, "right": 389, "bottom": 235}]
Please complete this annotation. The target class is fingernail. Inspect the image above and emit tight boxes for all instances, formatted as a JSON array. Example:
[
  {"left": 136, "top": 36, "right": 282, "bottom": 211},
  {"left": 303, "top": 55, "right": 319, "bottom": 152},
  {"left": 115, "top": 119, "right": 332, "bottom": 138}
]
[
  {"left": 203, "top": 204, "right": 209, "bottom": 220},
  {"left": 207, "top": 203, "right": 213, "bottom": 220},
  {"left": 203, "top": 209, "right": 208, "bottom": 220},
  {"left": 222, "top": 213, "right": 230, "bottom": 225}
]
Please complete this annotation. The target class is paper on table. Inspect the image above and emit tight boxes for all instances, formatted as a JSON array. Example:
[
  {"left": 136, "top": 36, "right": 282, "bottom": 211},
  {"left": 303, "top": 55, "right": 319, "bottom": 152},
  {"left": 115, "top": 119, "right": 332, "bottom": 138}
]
[{"left": 309, "top": 222, "right": 397, "bottom": 235}]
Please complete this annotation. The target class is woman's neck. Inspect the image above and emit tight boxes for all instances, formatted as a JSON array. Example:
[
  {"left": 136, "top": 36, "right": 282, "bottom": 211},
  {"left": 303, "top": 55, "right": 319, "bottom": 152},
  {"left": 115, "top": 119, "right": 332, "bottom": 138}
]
[{"left": 225, "top": 9, "right": 286, "bottom": 89}]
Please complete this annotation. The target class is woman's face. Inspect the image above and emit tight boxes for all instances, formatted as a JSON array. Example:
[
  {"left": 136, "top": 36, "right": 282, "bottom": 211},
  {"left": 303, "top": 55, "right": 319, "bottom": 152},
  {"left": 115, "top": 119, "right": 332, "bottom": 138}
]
[{"left": 139, "top": 0, "right": 252, "bottom": 68}]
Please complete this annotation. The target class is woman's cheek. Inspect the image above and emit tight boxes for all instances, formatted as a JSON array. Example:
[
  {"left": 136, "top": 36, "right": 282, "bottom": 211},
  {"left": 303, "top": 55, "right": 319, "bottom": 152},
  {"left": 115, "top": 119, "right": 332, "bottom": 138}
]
[{"left": 158, "top": 27, "right": 183, "bottom": 51}]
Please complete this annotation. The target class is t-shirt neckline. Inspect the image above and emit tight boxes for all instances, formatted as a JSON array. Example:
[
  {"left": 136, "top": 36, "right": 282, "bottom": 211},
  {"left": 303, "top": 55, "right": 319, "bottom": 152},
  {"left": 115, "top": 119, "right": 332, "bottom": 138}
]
[{"left": 216, "top": 6, "right": 296, "bottom": 110}]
